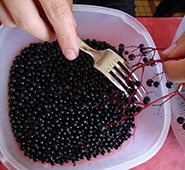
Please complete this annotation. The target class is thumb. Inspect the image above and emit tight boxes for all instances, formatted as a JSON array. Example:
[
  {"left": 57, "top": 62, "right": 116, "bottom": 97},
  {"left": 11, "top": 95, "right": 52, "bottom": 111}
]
[{"left": 161, "top": 32, "right": 185, "bottom": 83}]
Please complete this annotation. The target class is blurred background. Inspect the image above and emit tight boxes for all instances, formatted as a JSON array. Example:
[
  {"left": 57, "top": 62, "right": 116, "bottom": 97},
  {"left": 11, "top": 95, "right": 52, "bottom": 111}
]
[
  {"left": 75, "top": 0, "right": 185, "bottom": 17},
  {"left": 135, "top": 0, "right": 185, "bottom": 17}
]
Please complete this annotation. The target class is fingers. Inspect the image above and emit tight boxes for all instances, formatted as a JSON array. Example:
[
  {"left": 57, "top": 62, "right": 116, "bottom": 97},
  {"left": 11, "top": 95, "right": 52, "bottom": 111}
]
[
  {"left": 162, "top": 32, "right": 185, "bottom": 83},
  {"left": 1, "top": 0, "right": 78, "bottom": 60},
  {"left": 3, "top": 0, "right": 54, "bottom": 41},
  {"left": 162, "top": 32, "right": 185, "bottom": 59},
  {"left": 0, "top": 1, "right": 15, "bottom": 27},
  {"left": 39, "top": 0, "right": 78, "bottom": 60}
]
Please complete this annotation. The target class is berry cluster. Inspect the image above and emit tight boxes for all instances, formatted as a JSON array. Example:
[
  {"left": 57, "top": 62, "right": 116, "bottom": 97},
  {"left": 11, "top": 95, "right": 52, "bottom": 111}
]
[
  {"left": 146, "top": 79, "right": 173, "bottom": 89},
  {"left": 8, "top": 40, "right": 138, "bottom": 166},
  {"left": 123, "top": 43, "right": 176, "bottom": 108}
]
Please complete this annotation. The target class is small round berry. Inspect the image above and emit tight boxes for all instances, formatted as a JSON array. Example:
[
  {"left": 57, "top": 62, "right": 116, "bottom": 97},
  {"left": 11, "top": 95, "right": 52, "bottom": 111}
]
[
  {"left": 128, "top": 54, "right": 136, "bottom": 61},
  {"left": 124, "top": 51, "right": 129, "bottom": 55},
  {"left": 118, "top": 43, "right": 125, "bottom": 53},
  {"left": 139, "top": 44, "right": 145, "bottom": 48},
  {"left": 139, "top": 45, "right": 146, "bottom": 53},
  {"left": 146, "top": 79, "right": 154, "bottom": 87},
  {"left": 142, "top": 57, "right": 148, "bottom": 63},
  {"left": 153, "top": 81, "right": 160, "bottom": 88},
  {"left": 166, "top": 81, "right": 173, "bottom": 88},
  {"left": 177, "top": 117, "right": 184, "bottom": 124},
  {"left": 143, "top": 96, "right": 151, "bottom": 105},
  {"left": 149, "top": 59, "right": 156, "bottom": 66},
  {"left": 136, "top": 106, "right": 142, "bottom": 112}
]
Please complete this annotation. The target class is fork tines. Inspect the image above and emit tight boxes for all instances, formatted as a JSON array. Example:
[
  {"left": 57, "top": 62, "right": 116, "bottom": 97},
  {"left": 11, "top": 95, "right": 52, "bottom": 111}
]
[{"left": 109, "top": 57, "right": 145, "bottom": 100}]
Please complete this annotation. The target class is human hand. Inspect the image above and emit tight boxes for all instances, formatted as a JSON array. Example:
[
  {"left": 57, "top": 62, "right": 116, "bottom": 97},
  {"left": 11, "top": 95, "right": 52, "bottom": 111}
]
[
  {"left": 162, "top": 32, "right": 185, "bottom": 83},
  {"left": 0, "top": 0, "right": 78, "bottom": 60}
]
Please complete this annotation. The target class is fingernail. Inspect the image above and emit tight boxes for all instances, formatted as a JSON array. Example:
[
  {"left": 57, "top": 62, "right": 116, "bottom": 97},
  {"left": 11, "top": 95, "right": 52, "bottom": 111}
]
[
  {"left": 162, "top": 43, "right": 177, "bottom": 57},
  {"left": 65, "top": 49, "right": 77, "bottom": 60}
]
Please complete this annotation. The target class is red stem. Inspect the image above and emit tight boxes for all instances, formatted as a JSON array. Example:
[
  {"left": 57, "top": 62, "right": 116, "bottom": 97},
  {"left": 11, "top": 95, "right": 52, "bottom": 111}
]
[
  {"left": 115, "top": 84, "right": 183, "bottom": 125},
  {"left": 151, "top": 71, "right": 165, "bottom": 80}
]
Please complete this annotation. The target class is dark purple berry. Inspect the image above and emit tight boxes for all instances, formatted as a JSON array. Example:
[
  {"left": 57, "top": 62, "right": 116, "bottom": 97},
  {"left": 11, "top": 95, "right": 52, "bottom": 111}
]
[
  {"left": 166, "top": 81, "right": 173, "bottom": 88},
  {"left": 136, "top": 106, "right": 142, "bottom": 112},
  {"left": 139, "top": 44, "right": 145, "bottom": 48},
  {"left": 128, "top": 54, "right": 136, "bottom": 61},
  {"left": 146, "top": 79, "right": 154, "bottom": 87},
  {"left": 124, "top": 51, "right": 129, "bottom": 55},
  {"left": 118, "top": 43, "right": 125, "bottom": 53},
  {"left": 143, "top": 96, "right": 150, "bottom": 105},
  {"left": 153, "top": 81, "right": 160, "bottom": 88},
  {"left": 140, "top": 45, "right": 146, "bottom": 53},
  {"left": 177, "top": 117, "right": 184, "bottom": 124},
  {"left": 149, "top": 59, "right": 156, "bottom": 66},
  {"left": 143, "top": 57, "right": 148, "bottom": 63}
]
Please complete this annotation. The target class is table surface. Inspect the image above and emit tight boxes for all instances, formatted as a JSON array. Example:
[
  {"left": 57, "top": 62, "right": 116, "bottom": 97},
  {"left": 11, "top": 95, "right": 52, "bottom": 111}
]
[{"left": 0, "top": 17, "right": 185, "bottom": 170}]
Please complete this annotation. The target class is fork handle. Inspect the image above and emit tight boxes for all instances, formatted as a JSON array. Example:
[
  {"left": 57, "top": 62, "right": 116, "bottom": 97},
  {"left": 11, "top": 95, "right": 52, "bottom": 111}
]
[{"left": 77, "top": 37, "right": 96, "bottom": 58}]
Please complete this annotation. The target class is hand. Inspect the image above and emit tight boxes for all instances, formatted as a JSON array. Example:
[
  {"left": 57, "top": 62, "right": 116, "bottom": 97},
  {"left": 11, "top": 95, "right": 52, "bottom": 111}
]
[
  {"left": 0, "top": 0, "right": 78, "bottom": 60},
  {"left": 162, "top": 32, "right": 185, "bottom": 83}
]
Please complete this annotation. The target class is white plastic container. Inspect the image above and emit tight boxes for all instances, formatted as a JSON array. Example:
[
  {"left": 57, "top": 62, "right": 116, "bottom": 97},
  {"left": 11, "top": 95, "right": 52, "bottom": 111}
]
[{"left": 0, "top": 5, "right": 171, "bottom": 170}]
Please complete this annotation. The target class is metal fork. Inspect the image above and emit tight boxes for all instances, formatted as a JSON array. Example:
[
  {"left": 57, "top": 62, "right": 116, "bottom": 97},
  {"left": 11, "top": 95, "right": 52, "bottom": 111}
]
[{"left": 77, "top": 37, "right": 145, "bottom": 100}]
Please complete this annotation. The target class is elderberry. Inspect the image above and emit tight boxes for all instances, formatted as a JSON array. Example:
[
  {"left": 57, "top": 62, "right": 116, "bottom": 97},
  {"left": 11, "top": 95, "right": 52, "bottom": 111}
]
[
  {"left": 143, "top": 57, "right": 148, "bottom": 63},
  {"left": 153, "top": 81, "right": 160, "bottom": 88},
  {"left": 139, "top": 44, "right": 147, "bottom": 55},
  {"left": 139, "top": 44, "right": 145, "bottom": 48},
  {"left": 146, "top": 79, "right": 154, "bottom": 87},
  {"left": 149, "top": 59, "right": 156, "bottom": 66},
  {"left": 177, "top": 117, "right": 184, "bottom": 124},
  {"left": 143, "top": 96, "right": 151, "bottom": 105},
  {"left": 166, "top": 81, "right": 173, "bottom": 89},
  {"left": 118, "top": 43, "right": 125, "bottom": 53},
  {"left": 128, "top": 54, "right": 136, "bottom": 61},
  {"left": 8, "top": 39, "right": 139, "bottom": 166},
  {"left": 124, "top": 51, "right": 129, "bottom": 55}
]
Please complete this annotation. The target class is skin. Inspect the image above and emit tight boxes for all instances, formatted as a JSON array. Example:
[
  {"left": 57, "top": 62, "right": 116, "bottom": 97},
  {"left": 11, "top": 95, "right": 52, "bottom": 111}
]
[
  {"left": 162, "top": 32, "right": 185, "bottom": 83},
  {"left": 0, "top": 0, "right": 78, "bottom": 60}
]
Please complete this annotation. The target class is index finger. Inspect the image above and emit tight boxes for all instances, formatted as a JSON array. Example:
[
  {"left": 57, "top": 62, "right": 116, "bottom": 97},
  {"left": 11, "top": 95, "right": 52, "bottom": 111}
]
[{"left": 39, "top": 0, "right": 78, "bottom": 60}]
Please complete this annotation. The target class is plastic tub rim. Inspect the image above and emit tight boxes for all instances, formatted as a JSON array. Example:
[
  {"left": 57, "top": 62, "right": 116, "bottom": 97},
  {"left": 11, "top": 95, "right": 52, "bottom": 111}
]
[{"left": 0, "top": 5, "right": 171, "bottom": 170}]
